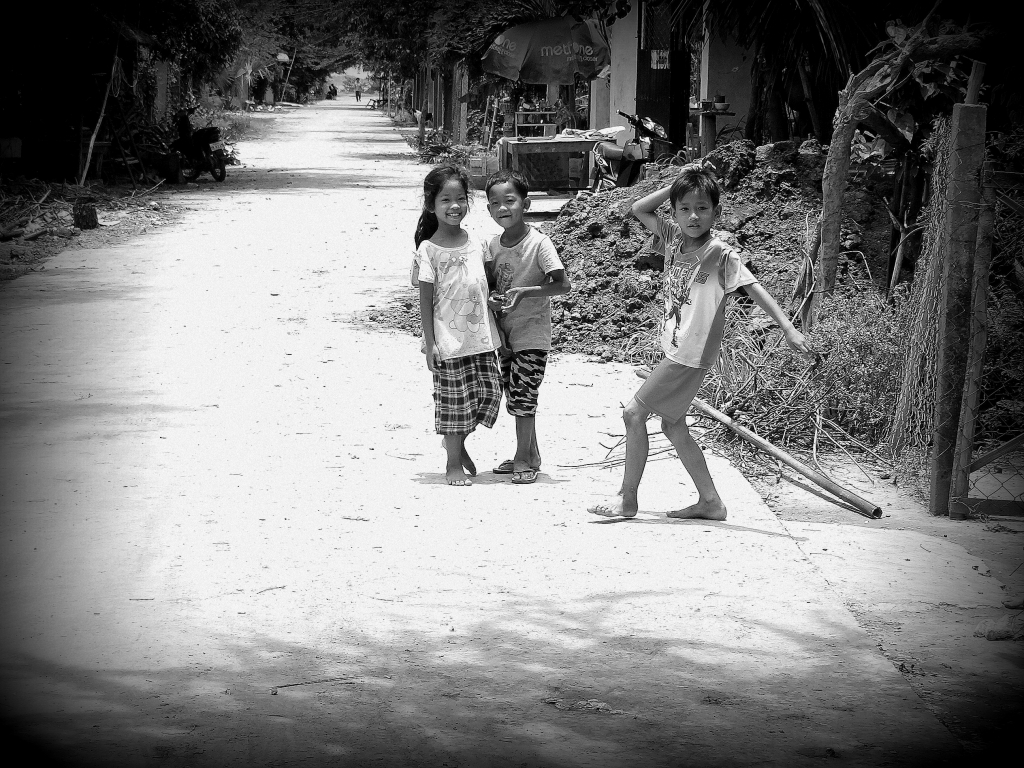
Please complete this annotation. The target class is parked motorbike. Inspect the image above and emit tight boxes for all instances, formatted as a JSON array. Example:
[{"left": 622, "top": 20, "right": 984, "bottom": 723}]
[
  {"left": 171, "top": 109, "right": 227, "bottom": 182},
  {"left": 590, "top": 110, "right": 667, "bottom": 191}
]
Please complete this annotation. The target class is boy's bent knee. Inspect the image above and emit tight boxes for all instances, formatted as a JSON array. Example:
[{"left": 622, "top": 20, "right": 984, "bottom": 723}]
[
  {"left": 662, "top": 415, "right": 692, "bottom": 440},
  {"left": 623, "top": 399, "right": 649, "bottom": 428}
]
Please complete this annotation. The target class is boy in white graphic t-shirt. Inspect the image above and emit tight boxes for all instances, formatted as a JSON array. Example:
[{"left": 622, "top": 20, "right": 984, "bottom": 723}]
[{"left": 589, "top": 164, "right": 812, "bottom": 520}]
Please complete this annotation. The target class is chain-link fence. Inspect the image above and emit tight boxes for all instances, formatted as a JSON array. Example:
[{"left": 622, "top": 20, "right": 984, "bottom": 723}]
[{"left": 950, "top": 158, "right": 1024, "bottom": 516}]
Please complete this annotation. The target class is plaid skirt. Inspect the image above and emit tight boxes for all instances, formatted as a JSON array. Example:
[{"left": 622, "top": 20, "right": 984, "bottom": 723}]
[{"left": 433, "top": 351, "right": 502, "bottom": 434}]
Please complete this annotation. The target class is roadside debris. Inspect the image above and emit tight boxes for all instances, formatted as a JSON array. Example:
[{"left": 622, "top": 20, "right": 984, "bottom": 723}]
[
  {"left": 270, "top": 676, "right": 356, "bottom": 695},
  {"left": 973, "top": 613, "right": 1024, "bottom": 641},
  {"left": 545, "top": 698, "right": 629, "bottom": 715},
  {"left": 0, "top": 177, "right": 184, "bottom": 280}
]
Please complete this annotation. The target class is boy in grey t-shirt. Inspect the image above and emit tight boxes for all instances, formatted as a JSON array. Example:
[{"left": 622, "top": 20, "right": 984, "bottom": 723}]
[{"left": 485, "top": 170, "right": 572, "bottom": 484}]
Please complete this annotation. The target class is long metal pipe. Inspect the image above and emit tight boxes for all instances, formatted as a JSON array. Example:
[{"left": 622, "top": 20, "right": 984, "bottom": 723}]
[{"left": 690, "top": 397, "right": 883, "bottom": 519}]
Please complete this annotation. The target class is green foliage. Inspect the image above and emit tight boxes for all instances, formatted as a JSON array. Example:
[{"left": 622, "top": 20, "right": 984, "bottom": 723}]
[
  {"left": 145, "top": 0, "right": 244, "bottom": 83},
  {"left": 707, "top": 278, "right": 911, "bottom": 447},
  {"left": 794, "top": 282, "right": 911, "bottom": 441},
  {"left": 229, "top": 1, "right": 359, "bottom": 99},
  {"left": 465, "top": 109, "right": 487, "bottom": 143},
  {"left": 340, "top": 1, "right": 435, "bottom": 78}
]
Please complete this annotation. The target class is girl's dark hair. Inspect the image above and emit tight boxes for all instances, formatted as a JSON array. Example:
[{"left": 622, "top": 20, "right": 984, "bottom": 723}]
[
  {"left": 669, "top": 164, "right": 721, "bottom": 208},
  {"left": 414, "top": 164, "right": 471, "bottom": 247}
]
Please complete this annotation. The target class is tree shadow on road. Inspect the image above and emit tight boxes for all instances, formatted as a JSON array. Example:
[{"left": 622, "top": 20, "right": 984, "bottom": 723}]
[{"left": 0, "top": 585, "right": 970, "bottom": 768}]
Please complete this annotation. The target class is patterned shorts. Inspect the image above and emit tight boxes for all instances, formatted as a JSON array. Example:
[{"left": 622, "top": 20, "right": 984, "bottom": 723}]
[
  {"left": 433, "top": 352, "right": 502, "bottom": 435},
  {"left": 500, "top": 349, "right": 548, "bottom": 417}
]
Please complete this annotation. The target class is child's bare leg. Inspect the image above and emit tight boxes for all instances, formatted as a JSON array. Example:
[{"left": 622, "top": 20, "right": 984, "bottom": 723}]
[
  {"left": 512, "top": 416, "right": 541, "bottom": 472},
  {"left": 589, "top": 399, "right": 650, "bottom": 518},
  {"left": 662, "top": 417, "right": 727, "bottom": 520},
  {"left": 443, "top": 433, "right": 472, "bottom": 486}
]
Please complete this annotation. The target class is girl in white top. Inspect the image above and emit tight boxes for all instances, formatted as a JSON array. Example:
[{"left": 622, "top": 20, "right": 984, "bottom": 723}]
[{"left": 415, "top": 165, "right": 502, "bottom": 487}]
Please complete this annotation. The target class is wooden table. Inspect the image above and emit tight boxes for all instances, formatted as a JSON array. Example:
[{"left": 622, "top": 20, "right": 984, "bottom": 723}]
[{"left": 496, "top": 137, "right": 599, "bottom": 190}]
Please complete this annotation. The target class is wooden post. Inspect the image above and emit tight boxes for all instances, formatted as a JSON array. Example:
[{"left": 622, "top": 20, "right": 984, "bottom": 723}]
[
  {"left": 964, "top": 59, "right": 985, "bottom": 104},
  {"left": 949, "top": 162, "right": 997, "bottom": 519},
  {"left": 699, "top": 112, "right": 716, "bottom": 156},
  {"left": 929, "top": 99, "right": 986, "bottom": 515},
  {"left": 455, "top": 62, "right": 468, "bottom": 144},
  {"left": 797, "top": 54, "right": 823, "bottom": 142},
  {"left": 110, "top": 131, "right": 137, "bottom": 189},
  {"left": 483, "top": 96, "right": 494, "bottom": 149}
]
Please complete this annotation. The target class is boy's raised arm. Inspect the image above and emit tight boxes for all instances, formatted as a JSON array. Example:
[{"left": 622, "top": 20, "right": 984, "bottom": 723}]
[{"left": 631, "top": 185, "right": 673, "bottom": 233}]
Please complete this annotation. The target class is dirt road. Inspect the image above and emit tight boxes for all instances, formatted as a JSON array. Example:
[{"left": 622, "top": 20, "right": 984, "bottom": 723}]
[{"left": 0, "top": 102, "right": 1016, "bottom": 766}]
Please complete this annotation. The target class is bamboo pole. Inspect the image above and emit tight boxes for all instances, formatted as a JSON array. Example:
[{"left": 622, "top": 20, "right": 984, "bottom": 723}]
[
  {"left": 690, "top": 397, "right": 882, "bottom": 519},
  {"left": 79, "top": 62, "right": 115, "bottom": 186},
  {"left": 797, "top": 54, "right": 823, "bottom": 142},
  {"left": 282, "top": 48, "right": 297, "bottom": 100}
]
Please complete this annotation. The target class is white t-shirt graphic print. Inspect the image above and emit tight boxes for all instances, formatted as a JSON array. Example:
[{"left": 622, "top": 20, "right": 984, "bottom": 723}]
[
  {"left": 417, "top": 236, "right": 500, "bottom": 361},
  {"left": 650, "top": 216, "right": 758, "bottom": 369}
]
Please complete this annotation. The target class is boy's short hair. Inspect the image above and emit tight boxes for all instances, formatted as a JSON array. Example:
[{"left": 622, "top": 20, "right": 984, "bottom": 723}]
[
  {"left": 485, "top": 169, "right": 530, "bottom": 198},
  {"left": 669, "top": 164, "right": 721, "bottom": 208}
]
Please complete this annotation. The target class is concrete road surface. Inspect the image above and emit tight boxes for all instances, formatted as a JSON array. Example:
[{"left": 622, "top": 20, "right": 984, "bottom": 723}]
[{"left": 0, "top": 102, "right": 993, "bottom": 766}]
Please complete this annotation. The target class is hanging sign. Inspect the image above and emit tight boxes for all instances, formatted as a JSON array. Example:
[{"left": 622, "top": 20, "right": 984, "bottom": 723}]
[{"left": 651, "top": 50, "right": 669, "bottom": 70}]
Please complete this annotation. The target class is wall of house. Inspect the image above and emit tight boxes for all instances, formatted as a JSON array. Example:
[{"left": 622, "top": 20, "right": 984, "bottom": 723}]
[
  {"left": 699, "top": 35, "right": 752, "bottom": 141},
  {"left": 590, "top": 7, "right": 639, "bottom": 144},
  {"left": 589, "top": 77, "right": 610, "bottom": 130}
]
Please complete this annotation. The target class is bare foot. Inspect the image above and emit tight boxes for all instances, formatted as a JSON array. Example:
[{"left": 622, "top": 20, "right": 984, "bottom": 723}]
[
  {"left": 588, "top": 495, "right": 638, "bottom": 519},
  {"left": 461, "top": 448, "right": 477, "bottom": 477},
  {"left": 667, "top": 500, "right": 727, "bottom": 520},
  {"left": 446, "top": 467, "right": 472, "bottom": 487},
  {"left": 442, "top": 437, "right": 477, "bottom": 477}
]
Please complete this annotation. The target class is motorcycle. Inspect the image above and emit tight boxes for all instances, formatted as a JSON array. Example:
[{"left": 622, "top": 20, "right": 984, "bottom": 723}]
[
  {"left": 171, "top": 109, "right": 227, "bottom": 182},
  {"left": 590, "top": 110, "right": 667, "bottom": 191}
]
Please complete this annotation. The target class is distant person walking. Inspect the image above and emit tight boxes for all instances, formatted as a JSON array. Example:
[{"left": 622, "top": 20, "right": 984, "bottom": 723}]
[{"left": 355, "top": 86, "right": 361, "bottom": 102}]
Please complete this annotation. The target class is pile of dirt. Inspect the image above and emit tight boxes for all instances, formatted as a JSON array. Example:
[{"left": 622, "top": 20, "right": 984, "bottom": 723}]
[
  {"left": 365, "top": 138, "right": 894, "bottom": 362},
  {"left": 546, "top": 138, "right": 893, "bottom": 360}
]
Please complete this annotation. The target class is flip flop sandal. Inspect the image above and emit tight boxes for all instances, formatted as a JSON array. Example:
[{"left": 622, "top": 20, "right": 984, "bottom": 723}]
[
  {"left": 494, "top": 459, "right": 541, "bottom": 474},
  {"left": 511, "top": 469, "right": 539, "bottom": 484}
]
